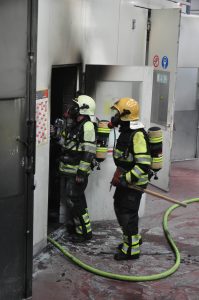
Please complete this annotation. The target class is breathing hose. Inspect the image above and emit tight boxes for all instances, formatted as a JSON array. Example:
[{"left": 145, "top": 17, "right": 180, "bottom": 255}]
[{"left": 48, "top": 198, "right": 199, "bottom": 282}]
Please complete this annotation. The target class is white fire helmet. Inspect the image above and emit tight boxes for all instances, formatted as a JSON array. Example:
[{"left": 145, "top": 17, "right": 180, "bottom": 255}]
[{"left": 74, "top": 95, "right": 96, "bottom": 116}]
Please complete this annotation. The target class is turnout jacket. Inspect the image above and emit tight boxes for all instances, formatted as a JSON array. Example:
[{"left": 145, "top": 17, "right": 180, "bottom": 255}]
[
  {"left": 58, "top": 117, "right": 96, "bottom": 176},
  {"left": 113, "top": 122, "right": 151, "bottom": 187}
]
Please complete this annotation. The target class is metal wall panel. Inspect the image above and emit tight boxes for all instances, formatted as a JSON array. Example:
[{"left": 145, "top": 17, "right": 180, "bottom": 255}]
[
  {"left": 172, "top": 111, "right": 198, "bottom": 160},
  {"left": 0, "top": 0, "right": 27, "bottom": 98},
  {"left": 175, "top": 68, "right": 198, "bottom": 111},
  {"left": 148, "top": 8, "right": 180, "bottom": 73},
  {"left": 0, "top": 99, "right": 26, "bottom": 198},
  {"left": 178, "top": 15, "right": 199, "bottom": 67},
  {"left": 0, "top": 194, "right": 25, "bottom": 300},
  {"left": 191, "top": 0, "right": 199, "bottom": 14},
  {"left": 0, "top": 99, "right": 26, "bottom": 300},
  {"left": 0, "top": 0, "right": 37, "bottom": 298},
  {"left": 148, "top": 8, "right": 181, "bottom": 191},
  {"left": 84, "top": 0, "right": 120, "bottom": 65},
  {"left": 117, "top": 3, "right": 147, "bottom": 65},
  {"left": 172, "top": 68, "right": 198, "bottom": 160}
]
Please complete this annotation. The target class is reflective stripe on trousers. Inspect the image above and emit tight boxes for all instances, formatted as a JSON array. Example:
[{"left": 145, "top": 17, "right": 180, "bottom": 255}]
[
  {"left": 75, "top": 211, "right": 92, "bottom": 235},
  {"left": 121, "top": 234, "right": 141, "bottom": 256}
]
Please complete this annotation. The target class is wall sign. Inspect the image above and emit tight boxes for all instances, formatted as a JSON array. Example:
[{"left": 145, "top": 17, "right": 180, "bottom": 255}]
[
  {"left": 36, "top": 89, "right": 48, "bottom": 145},
  {"left": 153, "top": 55, "right": 159, "bottom": 68},
  {"left": 161, "top": 56, "right": 169, "bottom": 69}
]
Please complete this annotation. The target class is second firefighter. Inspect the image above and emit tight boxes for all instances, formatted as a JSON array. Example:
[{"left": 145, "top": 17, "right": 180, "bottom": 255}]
[{"left": 110, "top": 97, "right": 152, "bottom": 260}]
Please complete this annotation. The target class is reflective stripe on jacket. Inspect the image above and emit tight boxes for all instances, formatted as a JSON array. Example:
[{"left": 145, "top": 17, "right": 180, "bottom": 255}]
[
  {"left": 59, "top": 120, "right": 96, "bottom": 175},
  {"left": 113, "top": 128, "right": 151, "bottom": 186}
]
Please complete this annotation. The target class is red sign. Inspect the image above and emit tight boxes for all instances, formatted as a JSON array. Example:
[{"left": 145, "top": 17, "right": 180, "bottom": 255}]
[{"left": 153, "top": 55, "right": 159, "bottom": 68}]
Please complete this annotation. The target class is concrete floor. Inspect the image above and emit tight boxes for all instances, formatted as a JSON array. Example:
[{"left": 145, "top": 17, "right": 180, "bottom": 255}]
[{"left": 33, "top": 160, "right": 199, "bottom": 300}]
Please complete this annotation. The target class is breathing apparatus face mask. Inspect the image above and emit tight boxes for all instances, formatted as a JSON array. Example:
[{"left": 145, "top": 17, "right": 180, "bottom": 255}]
[
  {"left": 110, "top": 111, "right": 121, "bottom": 128},
  {"left": 68, "top": 102, "right": 80, "bottom": 118},
  {"left": 108, "top": 109, "right": 131, "bottom": 129},
  {"left": 63, "top": 102, "right": 80, "bottom": 129},
  {"left": 64, "top": 101, "right": 90, "bottom": 129}
]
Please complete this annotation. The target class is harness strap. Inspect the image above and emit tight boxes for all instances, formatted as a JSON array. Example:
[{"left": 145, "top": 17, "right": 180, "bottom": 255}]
[{"left": 64, "top": 119, "right": 90, "bottom": 151}]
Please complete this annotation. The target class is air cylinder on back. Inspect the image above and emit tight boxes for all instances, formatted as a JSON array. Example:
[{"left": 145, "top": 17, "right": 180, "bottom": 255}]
[
  {"left": 96, "top": 120, "right": 111, "bottom": 162},
  {"left": 148, "top": 127, "right": 163, "bottom": 172}
]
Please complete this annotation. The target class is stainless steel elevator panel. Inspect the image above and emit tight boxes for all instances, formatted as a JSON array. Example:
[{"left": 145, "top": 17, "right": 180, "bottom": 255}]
[{"left": 151, "top": 70, "right": 170, "bottom": 125}]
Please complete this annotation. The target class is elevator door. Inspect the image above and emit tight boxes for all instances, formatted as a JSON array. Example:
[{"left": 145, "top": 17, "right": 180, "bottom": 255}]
[{"left": 0, "top": 1, "right": 37, "bottom": 299}]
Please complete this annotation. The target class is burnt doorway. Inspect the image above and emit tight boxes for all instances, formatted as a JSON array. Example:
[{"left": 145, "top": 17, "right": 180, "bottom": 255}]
[{"left": 48, "top": 64, "right": 82, "bottom": 231}]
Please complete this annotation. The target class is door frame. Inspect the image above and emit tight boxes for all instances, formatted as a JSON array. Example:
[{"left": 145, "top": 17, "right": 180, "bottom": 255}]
[
  {"left": 48, "top": 63, "right": 82, "bottom": 226},
  {"left": 84, "top": 65, "right": 153, "bottom": 221},
  {"left": 24, "top": 0, "right": 38, "bottom": 298}
]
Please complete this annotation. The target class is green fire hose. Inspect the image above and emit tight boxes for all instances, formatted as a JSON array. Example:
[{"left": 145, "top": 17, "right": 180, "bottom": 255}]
[{"left": 48, "top": 198, "right": 199, "bottom": 282}]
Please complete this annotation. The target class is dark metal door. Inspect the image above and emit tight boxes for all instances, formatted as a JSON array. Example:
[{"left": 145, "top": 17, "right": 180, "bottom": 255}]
[{"left": 0, "top": 1, "right": 37, "bottom": 299}]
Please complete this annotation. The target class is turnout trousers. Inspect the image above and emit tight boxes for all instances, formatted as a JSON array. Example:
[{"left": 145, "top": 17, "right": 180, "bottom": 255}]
[
  {"left": 64, "top": 175, "right": 92, "bottom": 238},
  {"left": 114, "top": 186, "right": 143, "bottom": 236},
  {"left": 114, "top": 185, "right": 143, "bottom": 259}
]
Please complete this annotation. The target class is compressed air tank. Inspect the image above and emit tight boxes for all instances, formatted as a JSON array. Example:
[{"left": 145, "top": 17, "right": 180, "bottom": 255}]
[
  {"left": 147, "top": 127, "right": 163, "bottom": 172},
  {"left": 96, "top": 120, "right": 111, "bottom": 162}
]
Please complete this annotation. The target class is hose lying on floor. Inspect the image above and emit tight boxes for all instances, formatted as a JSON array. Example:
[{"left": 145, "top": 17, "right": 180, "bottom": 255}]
[{"left": 48, "top": 198, "right": 199, "bottom": 282}]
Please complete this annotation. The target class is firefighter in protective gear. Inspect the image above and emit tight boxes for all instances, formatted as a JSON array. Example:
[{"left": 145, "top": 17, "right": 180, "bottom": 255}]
[
  {"left": 110, "top": 97, "right": 151, "bottom": 260},
  {"left": 53, "top": 95, "right": 96, "bottom": 243}
]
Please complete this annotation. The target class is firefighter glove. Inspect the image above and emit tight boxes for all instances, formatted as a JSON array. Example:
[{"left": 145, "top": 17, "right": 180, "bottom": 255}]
[
  {"left": 111, "top": 168, "right": 123, "bottom": 186},
  {"left": 76, "top": 170, "right": 87, "bottom": 184},
  {"left": 119, "top": 175, "right": 128, "bottom": 187}
]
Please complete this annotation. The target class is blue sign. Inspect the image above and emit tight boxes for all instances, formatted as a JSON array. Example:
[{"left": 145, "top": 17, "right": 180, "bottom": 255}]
[{"left": 161, "top": 56, "right": 168, "bottom": 69}]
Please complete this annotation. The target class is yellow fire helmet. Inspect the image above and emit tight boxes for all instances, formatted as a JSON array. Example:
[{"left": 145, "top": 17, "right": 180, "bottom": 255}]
[{"left": 111, "top": 97, "right": 139, "bottom": 121}]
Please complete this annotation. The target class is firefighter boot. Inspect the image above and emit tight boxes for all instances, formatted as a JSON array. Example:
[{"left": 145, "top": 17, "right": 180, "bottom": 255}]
[
  {"left": 70, "top": 231, "right": 92, "bottom": 243},
  {"left": 114, "top": 234, "right": 140, "bottom": 261},
  {"left": 66, "top": 222, "right": 76, "bottom": 235},
  {"left": 71, "top": 210, "right": 92, "bottom": 243},
  {"left": 117, "top": 234, "right": 142, "bottom": 250}
]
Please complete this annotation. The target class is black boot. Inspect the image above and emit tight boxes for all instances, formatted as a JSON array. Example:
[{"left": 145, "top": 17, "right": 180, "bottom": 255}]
[
  {"left": 66, "top": 224, "right": 76, "bottom": 235},
  {"left": 114, "top": 251, "right": 140, "bottom": 261},
  {"left": 115, "top": 234, "right": 141, "bottom": 260},
  {"left": 117, "top": 237, "right": 142, "bottom": 250},
  {"left": 70, "top": 232, "right": 92, "bottom": 243}
]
